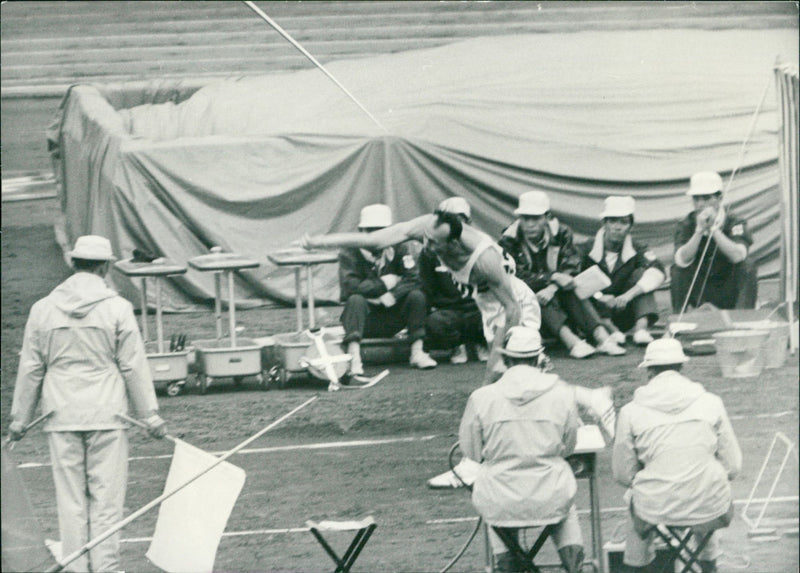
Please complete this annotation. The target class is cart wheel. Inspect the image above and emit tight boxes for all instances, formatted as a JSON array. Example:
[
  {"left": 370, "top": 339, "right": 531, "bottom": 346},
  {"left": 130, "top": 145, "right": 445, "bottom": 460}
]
[
  {"left": 201, "top": 376, "right": 213, "bottom": 395},
  {"left": 166, "top": 381, "right": 183, "bottom": 397}
]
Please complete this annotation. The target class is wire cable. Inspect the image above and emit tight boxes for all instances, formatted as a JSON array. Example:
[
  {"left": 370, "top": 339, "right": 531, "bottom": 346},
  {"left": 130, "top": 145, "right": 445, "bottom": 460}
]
[{"left": 241, "top": 1, "right": 389, "bottom": 134}]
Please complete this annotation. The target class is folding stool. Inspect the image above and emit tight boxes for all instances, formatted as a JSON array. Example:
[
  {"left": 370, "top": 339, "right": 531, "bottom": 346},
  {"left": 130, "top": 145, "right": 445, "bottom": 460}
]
[
  {"left": 492, "top": 523, "right": 558, "bottom": 572},
  {"left": 306, "top": 516, "right": 377, "bottom": 573},
  {"left": 632, "top": 505, "right": 733, "bottom": 573}
]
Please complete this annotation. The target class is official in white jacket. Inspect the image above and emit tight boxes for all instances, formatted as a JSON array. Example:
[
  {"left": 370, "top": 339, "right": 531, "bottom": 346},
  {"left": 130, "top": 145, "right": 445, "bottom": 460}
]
[
  {"left": 459, "top": 326, "right": 585, "bottom": 573},
  {"left": 9, "top": 235, "right": 167, "bottom": 573},
  {"left": 612, "top": 338, "right": 742, "bottom": 573}
]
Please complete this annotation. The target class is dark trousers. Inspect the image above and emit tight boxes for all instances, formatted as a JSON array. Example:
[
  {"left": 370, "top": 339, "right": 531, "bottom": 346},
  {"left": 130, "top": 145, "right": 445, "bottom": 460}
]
[
  {"left": 424, "top": 305, "right": 484, "bottom": 350},
  {"left": 540, "top": 290, "right": 602, "bottom": 340},
  {"left": 341, "top": 290, "right": 427, "bottom": 344},
  {"left": 670, "top": 261, "right": 758, "bottom": 313}
]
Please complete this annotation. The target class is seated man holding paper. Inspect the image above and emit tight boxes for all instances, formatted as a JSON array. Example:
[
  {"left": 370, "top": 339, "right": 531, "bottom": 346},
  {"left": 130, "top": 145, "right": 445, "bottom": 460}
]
[
  {"left": 499, "top": 191, "right": 625, "bottom": 357},
  {"left": 577, "top": 196, "right": 665, "bottom": 345}
]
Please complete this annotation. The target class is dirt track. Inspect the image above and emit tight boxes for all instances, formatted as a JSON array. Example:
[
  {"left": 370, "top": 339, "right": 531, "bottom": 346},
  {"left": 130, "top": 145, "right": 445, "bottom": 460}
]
[{"left": 1, "top": 199, "right": 798, "bottom": 572}]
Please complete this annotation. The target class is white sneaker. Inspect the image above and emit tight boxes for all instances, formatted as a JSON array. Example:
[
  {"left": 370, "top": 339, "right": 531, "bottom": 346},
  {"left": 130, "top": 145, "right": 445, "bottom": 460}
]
[
  {"left": 350, "top": 360, "right": 364, "bottom": 376},
  {"left": 588, "top": 386, "right": 616, "bottom": 440},
  {"left": 609, "top": 331, "right": 627, "bottom": 345},
  {"left": 597, "top": 338, "right": 626, "bottom": 356},
  {"left": 474, "top": 344, "right": 490, "bottom": 362},
  {"left": 633, "top": 329, "right": 654, "bottom": 345},
  {"left": 427, "top": 457, "right": 481, "bottom": 489},
  {"left": 410, "top": 350, "right": 437, "bottom": 369},
  {"left": 450, "top": 344, "right": 468, "bottom": 364},
  {"left": 569, "top": 340, "right": 596, "bottom": 359}
]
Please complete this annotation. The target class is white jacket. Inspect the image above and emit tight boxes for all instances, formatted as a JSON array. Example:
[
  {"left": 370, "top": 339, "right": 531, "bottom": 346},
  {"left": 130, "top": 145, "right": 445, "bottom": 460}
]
[
  {"left": 612, "top": 370, "right": 742, "bottom": 526},
  {"left": 11, "top": 272, "right": 159, "bottom": 431},
  {"left": 459, "top": 365, "right": 578, "bottom": 527}
]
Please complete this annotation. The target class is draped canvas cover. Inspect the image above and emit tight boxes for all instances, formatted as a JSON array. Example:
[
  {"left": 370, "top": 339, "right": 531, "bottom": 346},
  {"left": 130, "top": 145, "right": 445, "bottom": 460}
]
[
  {"left": 49, "top": 29, "right": 799, "bottom": 310},
  {"left": 774, "top": 61, "right": 799, "bottom": 351}
]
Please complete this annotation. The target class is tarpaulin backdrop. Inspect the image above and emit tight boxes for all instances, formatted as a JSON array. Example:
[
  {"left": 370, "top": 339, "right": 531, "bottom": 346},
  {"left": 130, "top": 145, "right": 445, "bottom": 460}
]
[{"left": 48, "top": 29, "right": 799, "bottom": 311}]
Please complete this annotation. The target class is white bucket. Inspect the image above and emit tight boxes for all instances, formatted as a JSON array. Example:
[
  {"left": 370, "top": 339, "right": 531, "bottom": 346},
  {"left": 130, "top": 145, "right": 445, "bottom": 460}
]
[
  {"left": 732, "top": 321, "right": 791, "bottom": 369},
  {"left": 712, "top": 330, "right": 770, "bottom": 378}
]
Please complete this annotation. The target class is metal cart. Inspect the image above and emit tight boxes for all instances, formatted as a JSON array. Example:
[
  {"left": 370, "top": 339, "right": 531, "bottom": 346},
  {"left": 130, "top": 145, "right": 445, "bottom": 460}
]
[
  {"left": 114, "top": 258, "right": 190, "bottom": 397},
  {"left": 188, "top": 248, "right": 266, "bottom": 394},
  {"left": 267, "top": 248, "right": 349, "bottom": 389}
]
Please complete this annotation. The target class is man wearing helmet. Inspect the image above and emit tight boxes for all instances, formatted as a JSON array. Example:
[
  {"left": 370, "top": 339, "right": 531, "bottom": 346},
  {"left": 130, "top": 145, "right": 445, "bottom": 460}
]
[{"left": 671, "top": 171, "right": 757, "bottom": 313}]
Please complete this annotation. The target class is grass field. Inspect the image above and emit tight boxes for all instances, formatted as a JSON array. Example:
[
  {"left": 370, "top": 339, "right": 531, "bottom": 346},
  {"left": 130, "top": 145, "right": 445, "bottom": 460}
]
[{"left": 1, "top": 199, "right": 797, "bottom": 572}]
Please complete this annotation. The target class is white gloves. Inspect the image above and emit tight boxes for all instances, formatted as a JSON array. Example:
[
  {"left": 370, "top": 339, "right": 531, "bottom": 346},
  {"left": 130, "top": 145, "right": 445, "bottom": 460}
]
[
  {"left": 380, "top": 274, "right": 400, "bottom": 290},
  {"left": 143, "top": 414, "right": 168, "bottom": 440}
]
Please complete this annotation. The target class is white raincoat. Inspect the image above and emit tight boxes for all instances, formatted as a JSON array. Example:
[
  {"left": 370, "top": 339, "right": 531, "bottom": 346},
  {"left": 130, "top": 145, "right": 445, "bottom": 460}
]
[
  {"left": 459, "top": 365, "right": 579, "bottom": 527},
  {"left": 612, "top": 370, "right": 742, "bottom": 526},
  {"left": 11, "top": 272, "right": 159, "bottom": 430}
]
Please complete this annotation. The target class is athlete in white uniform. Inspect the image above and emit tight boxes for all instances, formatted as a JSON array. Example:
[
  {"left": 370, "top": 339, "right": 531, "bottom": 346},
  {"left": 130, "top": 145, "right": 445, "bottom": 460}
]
[{"left": 301, "top": 201, "right": 615, "bottom": 487}]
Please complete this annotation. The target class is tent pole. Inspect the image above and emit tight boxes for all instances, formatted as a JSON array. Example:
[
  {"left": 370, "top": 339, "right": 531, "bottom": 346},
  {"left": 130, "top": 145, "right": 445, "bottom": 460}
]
[{"left": 242, "top": 1, "right": 389, "bottom": 134}]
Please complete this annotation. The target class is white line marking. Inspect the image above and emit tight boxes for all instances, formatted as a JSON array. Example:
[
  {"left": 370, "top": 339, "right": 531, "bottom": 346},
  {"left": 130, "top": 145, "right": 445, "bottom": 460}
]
[
  {"left": 117, "top": 495, "right": 800, "bottom": 544},
  {"left": 16, "top": 434, "right": 439, "bottom": 468},
  {"left": 730, "top": 411, "right": 796, "bottom": 420}
]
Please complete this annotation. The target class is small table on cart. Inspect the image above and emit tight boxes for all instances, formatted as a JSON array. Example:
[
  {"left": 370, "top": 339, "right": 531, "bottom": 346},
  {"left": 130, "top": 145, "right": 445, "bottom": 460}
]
[
  {"left": 188, "top": 249, "right": 265, "bottom": 394},
  {"left": 267, "top": 247, "right": 339, "bottom": 331},
  {"left": 114, "top": 258, "right": 190, "bottom": 397},
  {"left": 266, "top": 248, "right": 346, "bottom": 388}
]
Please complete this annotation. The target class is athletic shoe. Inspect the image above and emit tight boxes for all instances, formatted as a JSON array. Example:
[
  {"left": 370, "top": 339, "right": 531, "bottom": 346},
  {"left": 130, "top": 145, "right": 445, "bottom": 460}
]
[
  {"left": 569, "top": 340, "right": 596, "bottom": 359},
  {"left": 609, "top": 330, "right": 627, "bottom": 345},
  {"left": 350, "top": 360, "right": 365, "bottom": 376},
  {"left": 633, "top": 329, "right": 654, "bottom": 345},
  {"left": 450, "top": 344, "right": 468, "bottom": 364},
  {"left": 588, "top": 386, "right": 616, "bottom": 440},
  {"left": 597, "top": 338, "right": 626, "bottom": 356},
  {"left": 410, "top": 350, "right": 437, "bottom": 369},
  {"left": 427, "top": 457, "right": 481, "bottom": 489}
]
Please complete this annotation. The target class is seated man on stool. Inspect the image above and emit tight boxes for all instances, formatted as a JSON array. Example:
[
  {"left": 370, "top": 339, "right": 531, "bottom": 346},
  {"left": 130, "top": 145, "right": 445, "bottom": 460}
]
[
  {"left": 339, "top": 204, "right": 436, "bottom": 374},
  {"left": 671, "top": 171, "right": 757, "bottom": 313},
  {"left": 419, "top": 197, "right": 487, "bottom": 364},
  {"left": 578, "top": 196, "right": 665, "bottom": 346},
  {"left": 459, "top": 326, "right": 585, "bottom": 573},
  {"left": 612, "top": 338, "right": 742, "bottom": 573},
  {"left": 499, "top": 190, "right": 626, "bottom": 359}
]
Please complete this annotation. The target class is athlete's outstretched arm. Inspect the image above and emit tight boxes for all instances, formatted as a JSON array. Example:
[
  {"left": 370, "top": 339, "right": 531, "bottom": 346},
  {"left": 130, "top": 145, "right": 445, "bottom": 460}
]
[{"left": 301, "top": 215, "right": 434, "bottom": 251}]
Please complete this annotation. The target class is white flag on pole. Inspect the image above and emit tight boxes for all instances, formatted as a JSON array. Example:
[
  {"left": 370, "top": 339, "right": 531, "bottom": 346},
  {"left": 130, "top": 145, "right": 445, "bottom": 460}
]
[{"left": 146, "top": 439, "right": 246, "bottom": 573}]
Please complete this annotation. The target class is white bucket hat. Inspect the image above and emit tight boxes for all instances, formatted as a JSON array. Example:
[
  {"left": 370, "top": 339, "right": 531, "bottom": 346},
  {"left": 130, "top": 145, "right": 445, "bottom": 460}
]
[
  {"left": 499, "top": 326, "right": 544, "bottom": 358},
  {"left": 600, "top": 195, "right": 635, "bottom": 219},
  {"left": 638, "top": 338, "right": 689, "bottom": 368},
  {"left": 437, "top": 197, "right": 471, "bottom": 220},
  {"left": 358, "top": 204, "right": 392, "bottom": 229},
  {"left": 687, "top": 171, "right": 723, "bottom": 196},
  {"left": 514, "top": 191, "right": 550, "bottom": 216},
  {"left": 69, "top": 235, "right": 116, "bottom": 261}
]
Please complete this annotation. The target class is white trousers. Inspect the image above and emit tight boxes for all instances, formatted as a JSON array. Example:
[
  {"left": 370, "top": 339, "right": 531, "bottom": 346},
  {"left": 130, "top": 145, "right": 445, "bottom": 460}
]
[{"left": 48, "top": 430, "right": 128, "bottom": 573}]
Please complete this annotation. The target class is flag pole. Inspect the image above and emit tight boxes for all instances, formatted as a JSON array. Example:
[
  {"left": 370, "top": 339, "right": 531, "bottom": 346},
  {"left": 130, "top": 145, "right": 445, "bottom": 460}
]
[
  {"left": 45, "top": 395, "right": 318, "bottom": 573},
  {"left": 3, "top": 410, "right": 54, "bottom": 448},
  {"left": 241, "top": 0, "right": 389, "bottom": 134}
]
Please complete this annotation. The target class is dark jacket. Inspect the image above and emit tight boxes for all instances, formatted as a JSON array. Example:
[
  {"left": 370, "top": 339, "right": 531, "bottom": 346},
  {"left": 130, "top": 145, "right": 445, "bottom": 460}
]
[
  {"left": 673, "top": 209, "right": 753, "bottom": 282},
  {"left": 338, "top": 241, "right": 423, "bottom": 303},
  {"left": 498, "top": 218, "right": 582, "bottom": 293},
  {"left": 418, "top": 246, "right": 477, "bottom": 311},
  {"left": 577, "top": 230, "right": 665, "bottom": 296}
]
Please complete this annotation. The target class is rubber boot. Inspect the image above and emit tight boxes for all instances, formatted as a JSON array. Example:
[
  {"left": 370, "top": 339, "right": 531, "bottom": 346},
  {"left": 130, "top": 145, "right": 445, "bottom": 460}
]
[
  {"left": 557, "top": 544, "right": 584, "bottom": 573},
  {"left": 699, "top": 559, "right": 718, "bottom": 573}
]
